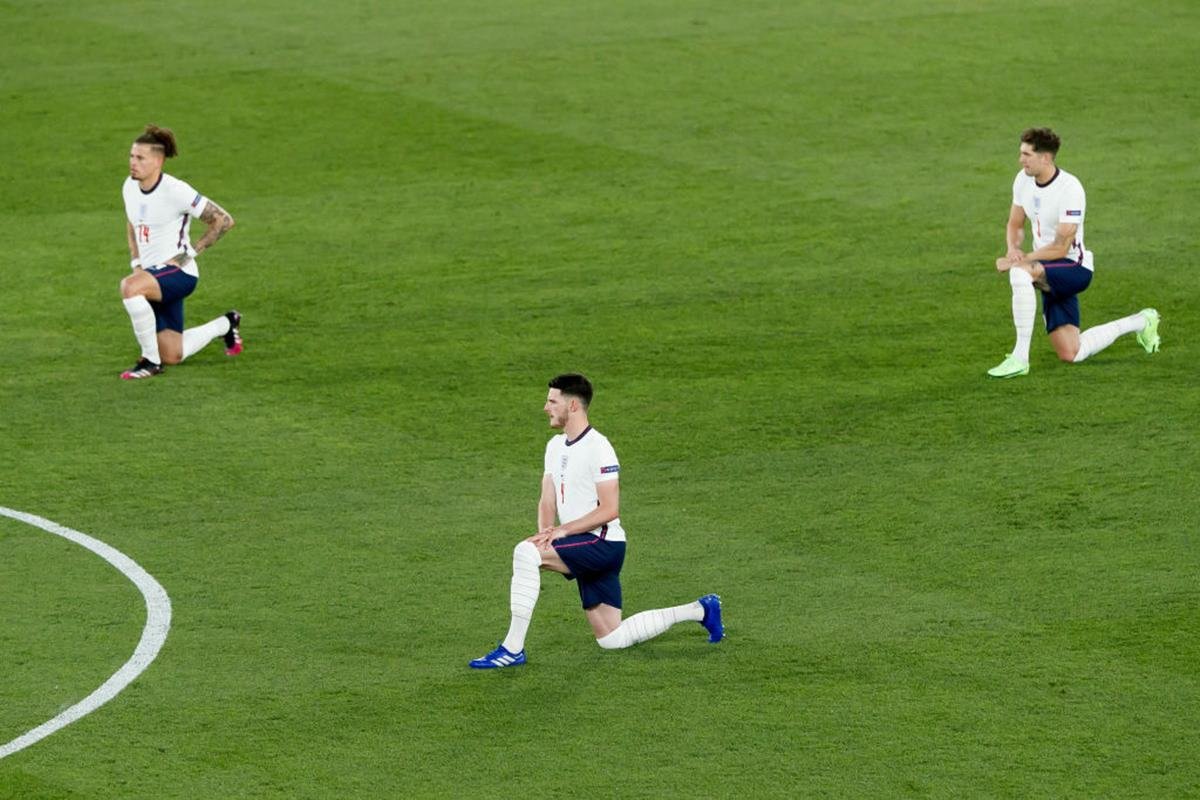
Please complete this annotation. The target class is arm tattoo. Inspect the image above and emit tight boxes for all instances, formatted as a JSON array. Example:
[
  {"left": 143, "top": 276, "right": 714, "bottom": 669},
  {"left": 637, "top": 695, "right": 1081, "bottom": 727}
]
[{"left": 194, "top": 200, "right": 235, "bottom": 254}]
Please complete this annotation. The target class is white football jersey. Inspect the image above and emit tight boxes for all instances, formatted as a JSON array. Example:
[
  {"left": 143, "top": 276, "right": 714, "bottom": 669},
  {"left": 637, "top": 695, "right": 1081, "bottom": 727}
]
[
  {"left": 1012, "top": 167, "right": 1093, "bottom": 270},
  {"left": 544, "top": 426, "right": 625, "bottom": 542},
  {"left": 123, "top": 173, "right": 209, "bottom": 276}
]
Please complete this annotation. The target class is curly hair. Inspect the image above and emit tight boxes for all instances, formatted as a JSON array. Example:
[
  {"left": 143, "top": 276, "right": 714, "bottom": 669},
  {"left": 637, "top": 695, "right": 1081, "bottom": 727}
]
[{"left": 1020, "top": 127, "right": 1061, "bottom": 156}]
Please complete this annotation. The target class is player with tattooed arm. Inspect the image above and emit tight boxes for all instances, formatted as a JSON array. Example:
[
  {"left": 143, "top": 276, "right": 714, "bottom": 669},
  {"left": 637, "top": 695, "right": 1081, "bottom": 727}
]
[{"left": 119, "top": 124, "right": 243, "bottom": 380}]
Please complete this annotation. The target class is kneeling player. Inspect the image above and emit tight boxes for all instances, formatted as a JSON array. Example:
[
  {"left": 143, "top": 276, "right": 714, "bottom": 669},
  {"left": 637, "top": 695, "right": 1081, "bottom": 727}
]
[
  {"left": 469, "top": 373, "right": 723, "bottom": 670},
  {"left": 988, "top": 127, "right": 1159, "bottom": 378},
  {"left": 119, "top": 124, "right": 243, "bottom": 379}
]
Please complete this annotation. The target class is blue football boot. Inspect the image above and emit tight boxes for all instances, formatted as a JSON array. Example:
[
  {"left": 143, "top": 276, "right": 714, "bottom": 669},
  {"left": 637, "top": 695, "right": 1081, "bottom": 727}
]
[
  {"left": 469, "top": 643, "right": 526, "bottom": 669},
  {"left": 698, "top": 594, "right": 724, "bottom": 643}
]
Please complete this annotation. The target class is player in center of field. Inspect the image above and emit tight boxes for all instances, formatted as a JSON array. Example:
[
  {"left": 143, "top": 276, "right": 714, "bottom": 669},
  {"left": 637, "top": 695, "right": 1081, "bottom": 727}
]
[{"left": 469, "top": 373, "right": 723, "bottom": 669}]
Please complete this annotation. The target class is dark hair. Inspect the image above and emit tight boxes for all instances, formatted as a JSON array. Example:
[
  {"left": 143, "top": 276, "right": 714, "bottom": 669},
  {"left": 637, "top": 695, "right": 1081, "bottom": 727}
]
[
  {"left": 548, "top": 373, "right": 593, "bottom": 408},
  {"left": 1020, "top": 127, "right": 1061, "bottom": 156},
  {"left": 135, "top": 124, "right": 178, "bottom": 158}
]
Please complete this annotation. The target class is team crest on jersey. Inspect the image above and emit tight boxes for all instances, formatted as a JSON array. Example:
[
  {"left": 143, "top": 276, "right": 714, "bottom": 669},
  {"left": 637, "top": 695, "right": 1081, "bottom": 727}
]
[
  {"left": 138, "top": 203, "right": 147, "bottom": 218},
  {"left": 600, "top": 465, "right": 619, "bottom": 474},
  {"left": 1033, "top": 197, "right": 1041, "bottom": 210},
  {"left": 560, "top": 454, "right": 569, "bottom": 472}
]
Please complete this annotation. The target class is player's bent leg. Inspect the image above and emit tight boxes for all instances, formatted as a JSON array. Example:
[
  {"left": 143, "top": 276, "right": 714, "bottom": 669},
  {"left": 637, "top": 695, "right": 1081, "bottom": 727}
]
[
  {"left": 119, "top": 270, "right": 169, "bottom": 377},
  {"left": 990, "top": 267, "right": 1035, "bottom": 378},
  {"left": 594, "top": 597, "right": 720, "bottom": 650},
  {"left": 181, "top": 314, "right": 233, "bottom": 361},
  {"left": 1073, "top": 310, "right": 1158, "bottom": 363},
  {"left": 502, "top": 541, "right": 541, "bottom": 653},
  {"left": 469, "top": 540, "right": 543, "bottom": 669},
  {"left": 121, "top": 294, "right": 162, "bottom": 374}
]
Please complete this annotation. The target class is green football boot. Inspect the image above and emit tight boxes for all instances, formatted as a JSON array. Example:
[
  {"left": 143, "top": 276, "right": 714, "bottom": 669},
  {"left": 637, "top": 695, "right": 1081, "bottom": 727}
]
[
  {"left": 1136, "top": 308, "right": 1161, "bottom": 354},
  {"left": 987, "top": 353, "right": 1030, "bottom": 379}
]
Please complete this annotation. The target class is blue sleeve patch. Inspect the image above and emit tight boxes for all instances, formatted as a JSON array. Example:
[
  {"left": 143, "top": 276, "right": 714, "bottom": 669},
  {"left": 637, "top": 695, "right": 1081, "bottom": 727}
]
[
  {"left": 600, "top": 465, "right": 619, "bottom": 474},
  {"left": 1065, "top": 209, "right": 1082, "bottom": 216},
  {"left": 191, "top": 194, "right": 202, "bottom": 208}
]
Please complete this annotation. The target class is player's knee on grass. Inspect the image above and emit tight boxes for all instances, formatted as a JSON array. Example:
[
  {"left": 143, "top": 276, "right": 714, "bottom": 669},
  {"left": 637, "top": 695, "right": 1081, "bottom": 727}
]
[
  {"left": 587, "top": 604, "right": 622, "bottom": 643},
  {"left": 157, "top": 334, "right": 183, "bottom": 365},
  {"left": 1049, "top": 329, "right": 1080, "bottom": 362}
]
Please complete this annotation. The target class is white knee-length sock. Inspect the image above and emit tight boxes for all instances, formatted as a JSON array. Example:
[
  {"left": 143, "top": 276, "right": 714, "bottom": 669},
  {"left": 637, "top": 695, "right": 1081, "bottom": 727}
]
[
  {"left": 596, "top": 601, "right": 704, "bottom": 650},
  {"left": 122, "top": 296, "right": 160, "bottom": 363},
  {"left": 1009, "top": 268, "right": 1036, "bottom": 363},
  {"left": 182, "top": 315, "right": 232, "bottom": 360},
  {"left": 1074, "top": 311, "right": 1148, "bottom": 363},
  {"left": 501, "top": 541, "right": 541, "bottom": 653}
]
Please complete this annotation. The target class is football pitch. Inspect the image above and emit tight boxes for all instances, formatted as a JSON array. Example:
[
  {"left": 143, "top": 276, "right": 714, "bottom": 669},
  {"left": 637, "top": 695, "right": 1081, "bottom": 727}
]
[{"left": 1, "top": 0, "right": 1198, "bottom": 796}]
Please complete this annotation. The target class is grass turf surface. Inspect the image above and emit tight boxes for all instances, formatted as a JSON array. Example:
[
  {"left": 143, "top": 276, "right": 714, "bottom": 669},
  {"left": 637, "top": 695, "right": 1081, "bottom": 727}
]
[{"left": 1, "top": 0, "right": 1198, "bottom": 797}]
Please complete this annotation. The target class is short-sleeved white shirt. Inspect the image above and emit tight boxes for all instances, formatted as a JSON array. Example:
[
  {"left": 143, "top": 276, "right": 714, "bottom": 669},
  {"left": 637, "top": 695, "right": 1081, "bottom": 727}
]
[
  {"left": 543, "top": 426, "right": 625, "bottom": 542},
  {"left": 122, "top": 173, "right": 209, "bottom": 277},
  {"left": 1012, "top": 167, "right": 1093, "bottom": 270}
]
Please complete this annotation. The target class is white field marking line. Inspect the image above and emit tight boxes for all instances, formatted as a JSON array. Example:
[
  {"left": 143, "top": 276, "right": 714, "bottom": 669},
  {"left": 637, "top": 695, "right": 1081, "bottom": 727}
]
[{"left": 0, "top": 506, "right": 171, "bottom": 760}]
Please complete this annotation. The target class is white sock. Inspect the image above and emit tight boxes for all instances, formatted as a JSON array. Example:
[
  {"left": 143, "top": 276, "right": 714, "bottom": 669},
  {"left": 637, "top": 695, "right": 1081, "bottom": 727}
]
[
  {"left": 182, "top": 315, "right": 232, "bottom": 361},
  {"left": 122, "top": 296, "right": 160, "bottom": 364},
  {"left": 1009, "top": 268, "right": 1036, "bottom": 363},
  {"left": 501, "top": 541, "right": 541, "bottom": 653},
  {"left": 1074, "top": 312, "right": 1147, "bottom": 363},
  {"left": 596, "top": 601, "right": 704, "bottom": 650}
]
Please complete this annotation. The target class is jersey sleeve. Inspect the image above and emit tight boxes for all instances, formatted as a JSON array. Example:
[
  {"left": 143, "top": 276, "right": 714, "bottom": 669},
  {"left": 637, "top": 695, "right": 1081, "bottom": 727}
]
[
  {"left": 1058, "top": 180, "right": 1085, "bottom": 223},
  {"left": 593, "top": 439, "right": 620, "bottom": 483},
  {"left": 1011, "top": 172, "right": 1023, "bottom": 206},
  {"left": 170, "top": 177, "right": 209, "bottom": 217},
  {"left": 544, "top": 441, "right": 555, "bottom": 476}
]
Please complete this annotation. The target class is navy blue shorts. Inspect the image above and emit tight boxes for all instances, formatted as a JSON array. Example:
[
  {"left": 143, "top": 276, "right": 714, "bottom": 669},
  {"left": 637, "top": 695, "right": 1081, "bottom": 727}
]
[
  {"left": 146, "top": 265, "right": 199, "bottom": 333},
  {"left": 552, "top": 534, "right": 627, "bottom": 610},
  {"left": 1040, "top": 260, "right": 1093, "bottom": 333}
]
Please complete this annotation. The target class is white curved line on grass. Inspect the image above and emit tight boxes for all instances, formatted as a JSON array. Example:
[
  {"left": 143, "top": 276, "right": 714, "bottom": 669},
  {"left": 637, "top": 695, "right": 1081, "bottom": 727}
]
[{"left": 0, "top": 506, "right": 171, "bottom": 760}]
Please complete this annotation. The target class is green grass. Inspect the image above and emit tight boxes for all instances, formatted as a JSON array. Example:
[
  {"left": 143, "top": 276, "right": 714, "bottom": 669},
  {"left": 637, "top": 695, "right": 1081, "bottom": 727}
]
[{"left": 1, "top": 0, "right": 1198, "bottom": 797}]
